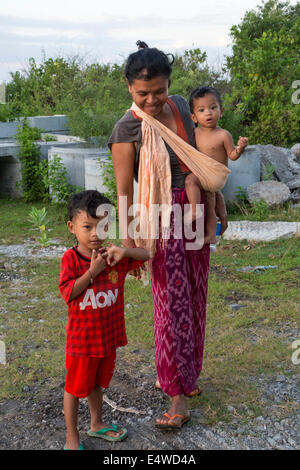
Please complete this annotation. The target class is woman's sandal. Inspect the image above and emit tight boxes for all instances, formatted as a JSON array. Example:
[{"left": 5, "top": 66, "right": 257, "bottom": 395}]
[{"left": 155, "top": 412, "right": 190, "bottom": 430}]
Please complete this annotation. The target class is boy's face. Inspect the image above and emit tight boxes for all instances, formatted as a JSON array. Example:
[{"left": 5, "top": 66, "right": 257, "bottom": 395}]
[
  {"left": 67, "top": 210, "right": 108, "bottom": 256},
  {"left": 190, "top": 93, "right": 224, "bottom": 129}
]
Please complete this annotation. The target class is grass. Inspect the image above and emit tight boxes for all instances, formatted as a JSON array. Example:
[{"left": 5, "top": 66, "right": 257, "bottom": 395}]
[{"left": 0, "top": 196, "right": 299, "bottom": 426}]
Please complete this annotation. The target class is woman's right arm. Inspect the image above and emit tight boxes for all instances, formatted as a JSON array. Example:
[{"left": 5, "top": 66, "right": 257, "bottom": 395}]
[{"left": 111, "top": 142, "right": 136, "bottom": 248}]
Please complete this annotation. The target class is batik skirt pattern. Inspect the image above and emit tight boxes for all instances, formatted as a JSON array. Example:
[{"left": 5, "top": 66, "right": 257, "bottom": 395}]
[{"left": 151, "top": 188, "right": 210, "bottom": 397}]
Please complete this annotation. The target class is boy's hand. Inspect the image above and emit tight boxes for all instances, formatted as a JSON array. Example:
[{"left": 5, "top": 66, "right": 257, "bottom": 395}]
[
  {"left": 237, "top": 136, "right": 249, "bottom": 153},
  {"left": 89, "top": 249, "right": 106, "bottom": 278}
]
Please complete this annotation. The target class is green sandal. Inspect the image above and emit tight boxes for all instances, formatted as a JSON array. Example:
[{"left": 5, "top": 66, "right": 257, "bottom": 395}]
[{"left": 87, "top": 424, "right": 127, "bottom": 442}]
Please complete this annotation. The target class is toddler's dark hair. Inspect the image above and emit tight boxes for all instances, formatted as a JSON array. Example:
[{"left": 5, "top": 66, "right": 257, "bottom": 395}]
[
  {"left": 189, "top": 86, "right": 222, "bottom": 112},
  {"left": 67, "top": 190, "right": 111, "bottom": 221},
  {"left": 124, "top": 40, "right": 174, "bottom": 85}
]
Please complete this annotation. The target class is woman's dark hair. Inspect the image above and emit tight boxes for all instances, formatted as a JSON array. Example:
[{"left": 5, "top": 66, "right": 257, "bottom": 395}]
[
  {"left": 67, "top": 190, "right": 111, "bottom": 220},
  {"left": 124, "top": 40, "right": 174, "bottom": 85},
  {"left": 189, "top": 86, "right": 223, "bottom": 112}
]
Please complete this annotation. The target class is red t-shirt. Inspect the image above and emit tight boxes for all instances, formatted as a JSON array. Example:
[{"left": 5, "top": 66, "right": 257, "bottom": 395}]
[{"left": 59, "top": 246, "right": 144, "bottom": 358}]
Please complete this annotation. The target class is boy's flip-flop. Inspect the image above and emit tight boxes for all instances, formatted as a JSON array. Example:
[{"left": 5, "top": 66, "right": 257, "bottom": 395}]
[
  {"left": 87, "top": 424, "right": 128, "bottom": 442},
  {"left": 64, "top": 443, "right": 84, "bottom": 450},
  {"left": 155, "top": 413, "right": 190, "bottom": 430}
]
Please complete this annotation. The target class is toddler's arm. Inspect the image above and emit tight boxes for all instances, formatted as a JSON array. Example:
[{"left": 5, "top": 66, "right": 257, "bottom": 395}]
[{"left": 223, "top": 131, "right": 248, "bottom": 161}]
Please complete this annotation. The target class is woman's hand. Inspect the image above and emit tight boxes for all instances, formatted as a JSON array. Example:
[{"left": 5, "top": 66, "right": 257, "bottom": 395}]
[
  {"left": 104, "top": 243, "right": 125, "bottom": 267},
  {"left": 215, "top": 191, "right": 228, "bottom": 235}
]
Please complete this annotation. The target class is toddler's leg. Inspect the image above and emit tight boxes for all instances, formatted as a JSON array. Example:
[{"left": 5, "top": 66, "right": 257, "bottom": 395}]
[
  {"left": 204, "top": 192, "right": 217, "bottom": 244},
  {"left": 185, "top": 173, "right": 202, "bottom": 223},
  {"left": 64, "top": 391, "right": 80, "bottom": 450}
]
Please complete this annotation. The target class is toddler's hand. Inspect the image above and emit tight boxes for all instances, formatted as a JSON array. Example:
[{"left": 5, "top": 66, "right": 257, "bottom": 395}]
[
  {"left": 237, "top": 136, "right": 249, "bottom": 152},
  {"left": 89, "top": 249, "right": 106, "bottom": 277}
]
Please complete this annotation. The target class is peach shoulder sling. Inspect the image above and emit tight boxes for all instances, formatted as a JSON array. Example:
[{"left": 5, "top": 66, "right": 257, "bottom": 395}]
[{"left": 130, "top": 102, "right": 230, "bottom": 257}]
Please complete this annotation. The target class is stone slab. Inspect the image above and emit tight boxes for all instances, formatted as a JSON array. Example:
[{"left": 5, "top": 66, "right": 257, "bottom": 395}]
[{"left": 223, "top": 221, "right": 300, "bottom": 241}]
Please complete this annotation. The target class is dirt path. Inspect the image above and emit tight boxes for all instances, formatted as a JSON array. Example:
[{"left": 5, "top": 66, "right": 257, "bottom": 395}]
[{"left": 1, "top": 357, "right": 299, "bottom": 450}]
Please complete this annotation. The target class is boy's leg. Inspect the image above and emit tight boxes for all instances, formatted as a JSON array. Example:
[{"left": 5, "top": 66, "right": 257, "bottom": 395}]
[
  {"left": 63, "top": 390, "right": 80, "bottom": 450},
  {"left": 88, "top": 385, "right": 124, "bottom": 437},
  {"left": 87, "top": 352, "right": 125, "bottom": 438},
  {"left": 185, "top": 173, "right": 202, "bottom": 222},
  {"left": 204, "top": 191, "right": 217, "bottom": 244}
]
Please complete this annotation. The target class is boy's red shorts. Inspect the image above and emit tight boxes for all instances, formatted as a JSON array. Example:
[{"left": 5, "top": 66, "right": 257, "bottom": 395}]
[{"left": 65, "top": 350, "right": 116, "bottom": 398}]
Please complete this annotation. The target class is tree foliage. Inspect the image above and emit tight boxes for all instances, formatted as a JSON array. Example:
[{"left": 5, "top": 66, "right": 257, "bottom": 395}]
[{"left": 224, "top": 0, "right": 300, "bottom": 146}]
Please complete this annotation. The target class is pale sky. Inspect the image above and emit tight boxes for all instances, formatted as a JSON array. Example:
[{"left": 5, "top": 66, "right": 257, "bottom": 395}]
[{"left": 0, "top": 0, "right": 298, "bottom": 81}]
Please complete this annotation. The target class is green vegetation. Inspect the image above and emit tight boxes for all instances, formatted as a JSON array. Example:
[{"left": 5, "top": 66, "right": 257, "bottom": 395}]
[
  {"left": 0, "top": 197, "right": 299, "bottom": 425},
  {"left": 223, "top": 0, "right": 300, "bottom": 145},
  {"left": 1, "top": 1, "right": 298, "bottom": 148}
]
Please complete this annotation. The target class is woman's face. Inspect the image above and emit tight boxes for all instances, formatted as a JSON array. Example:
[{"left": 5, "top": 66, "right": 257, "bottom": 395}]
[{"left": 127, "top": 74, "right": 169, "bottom": 117}]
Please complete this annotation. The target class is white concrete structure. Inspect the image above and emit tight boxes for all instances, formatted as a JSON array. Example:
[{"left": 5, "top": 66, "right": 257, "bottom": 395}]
[
  {"left": 223, "top": 221, "right": 299, "bottom": 241},
  {"left": 221, "top": 146, "right": 261, "bottom": 202}
]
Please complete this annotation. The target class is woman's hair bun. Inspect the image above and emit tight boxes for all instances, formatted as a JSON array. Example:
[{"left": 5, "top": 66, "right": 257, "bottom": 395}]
[
  {"left": 136, "top": 40, "right": 149, "bottom": 50},
  {"left": 166, "top": 53, "right": 175, "bottom": 65}
]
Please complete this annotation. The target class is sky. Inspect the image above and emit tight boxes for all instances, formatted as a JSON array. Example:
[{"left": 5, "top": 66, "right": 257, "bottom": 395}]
[{"left": 0, "top": 0, "right": 298, "bottom": 82}]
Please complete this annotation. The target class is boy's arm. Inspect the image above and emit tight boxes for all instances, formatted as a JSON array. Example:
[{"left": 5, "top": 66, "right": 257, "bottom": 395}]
[
  {"left": 104, "top": 244, "right": 150, "bottom": 266},
  {"left": 223, "top": 131, "right": 248, "bottom": 161},
  {"left": 69, "top": 249, "right": 107, "bottom": 300}
]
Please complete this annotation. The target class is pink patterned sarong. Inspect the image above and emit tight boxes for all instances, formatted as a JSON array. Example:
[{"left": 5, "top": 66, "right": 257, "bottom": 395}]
[{"left": 151, "top": 188, "right": 210, "bottom": 397}]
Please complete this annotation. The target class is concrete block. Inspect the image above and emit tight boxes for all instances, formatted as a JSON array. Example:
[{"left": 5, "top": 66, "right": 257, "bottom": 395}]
[
  {"left": 0, "top": 121, "right": 21, "bottom": 139},
  {"left": 27, "top": 115, "right": 68, "bottom": 133},
  {"left": 223, "top": 221, "right": 300, "bottom": 241},
  {"left": 0, "top": 155, "right": 22, "bottom": 197},
  {"left": 48, "top": 147, "right": 107, "bottom": 189},
  {"left": 221, "top": 146, "right": 261, "bottom": 202}
]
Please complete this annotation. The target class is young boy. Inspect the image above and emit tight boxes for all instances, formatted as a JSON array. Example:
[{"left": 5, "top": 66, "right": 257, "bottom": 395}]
[
  {"left": 59, "top": 190, "right": 149, "bottom": 450},
  {"left": 186, "top": 86, "right": 249, "bottom": 243}
]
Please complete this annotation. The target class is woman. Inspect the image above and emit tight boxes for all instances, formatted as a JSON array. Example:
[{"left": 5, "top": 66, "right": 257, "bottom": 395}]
[{"left": 108, "top": 42, "right": 228, "bottom": 429}]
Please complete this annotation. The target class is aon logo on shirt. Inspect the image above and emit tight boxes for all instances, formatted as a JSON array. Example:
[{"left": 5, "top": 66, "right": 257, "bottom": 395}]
[{"left": 80, "top": 288, "right": 118, "bottom": 310}]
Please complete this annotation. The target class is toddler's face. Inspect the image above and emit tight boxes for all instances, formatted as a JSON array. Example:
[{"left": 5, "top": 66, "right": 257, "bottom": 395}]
[
  {"left": 67, "top": 210, "right": 108, "bottom": 255},
  {"left": 191, "top": 93, "right": 223, "bottom": 129}
]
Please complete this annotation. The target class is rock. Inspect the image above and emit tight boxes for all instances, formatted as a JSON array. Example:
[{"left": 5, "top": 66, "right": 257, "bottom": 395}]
[
  {"left": 291, "top": 143, "right": 300, "bottom": 161},
  {"left": 259, "top": 144, "right": 300, "bottom": 189},
  {"left": 247, "top": 181, "right": 291, "bottom": 205},
  {"left": 229, "top": 304, "right": 246, "bottom": 310}
]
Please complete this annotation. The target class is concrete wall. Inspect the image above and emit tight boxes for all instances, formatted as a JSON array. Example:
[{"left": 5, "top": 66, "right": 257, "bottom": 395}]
[
  {"left": 0, "top": 115, "right": 68, "bottom": 140},
  {"left": 221, "top": 146, "right": 261, "bottom": 202}
]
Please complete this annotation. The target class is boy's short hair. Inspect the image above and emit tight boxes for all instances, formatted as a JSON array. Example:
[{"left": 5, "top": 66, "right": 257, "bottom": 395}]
[
  {"left": 189, "top": 86, "right": 222, "bottom": 112},
  {"left": 67, "top": 190, "right": 111, "bottom": 220}
]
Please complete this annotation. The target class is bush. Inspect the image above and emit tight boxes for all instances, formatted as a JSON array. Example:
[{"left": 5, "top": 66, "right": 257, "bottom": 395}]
[{"left": 224, "top": 0, "right": 300, "bottom": 147}]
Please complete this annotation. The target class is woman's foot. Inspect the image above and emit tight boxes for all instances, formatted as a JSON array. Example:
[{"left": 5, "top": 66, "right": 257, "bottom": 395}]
[
  {"left": 156, "top": 395, "right": 189, "bottom": 429},
  {"left": 155, "top": 379, "right": 202, "bottom": 397}
]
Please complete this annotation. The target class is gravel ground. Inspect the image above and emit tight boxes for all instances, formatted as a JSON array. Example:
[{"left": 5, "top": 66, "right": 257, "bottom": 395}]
[
  {"left": 0, "top": 242, "right": 299, "bottom": 450},
  {"left": 0, "top": 365, "right": 299, "bottom": 450}
]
